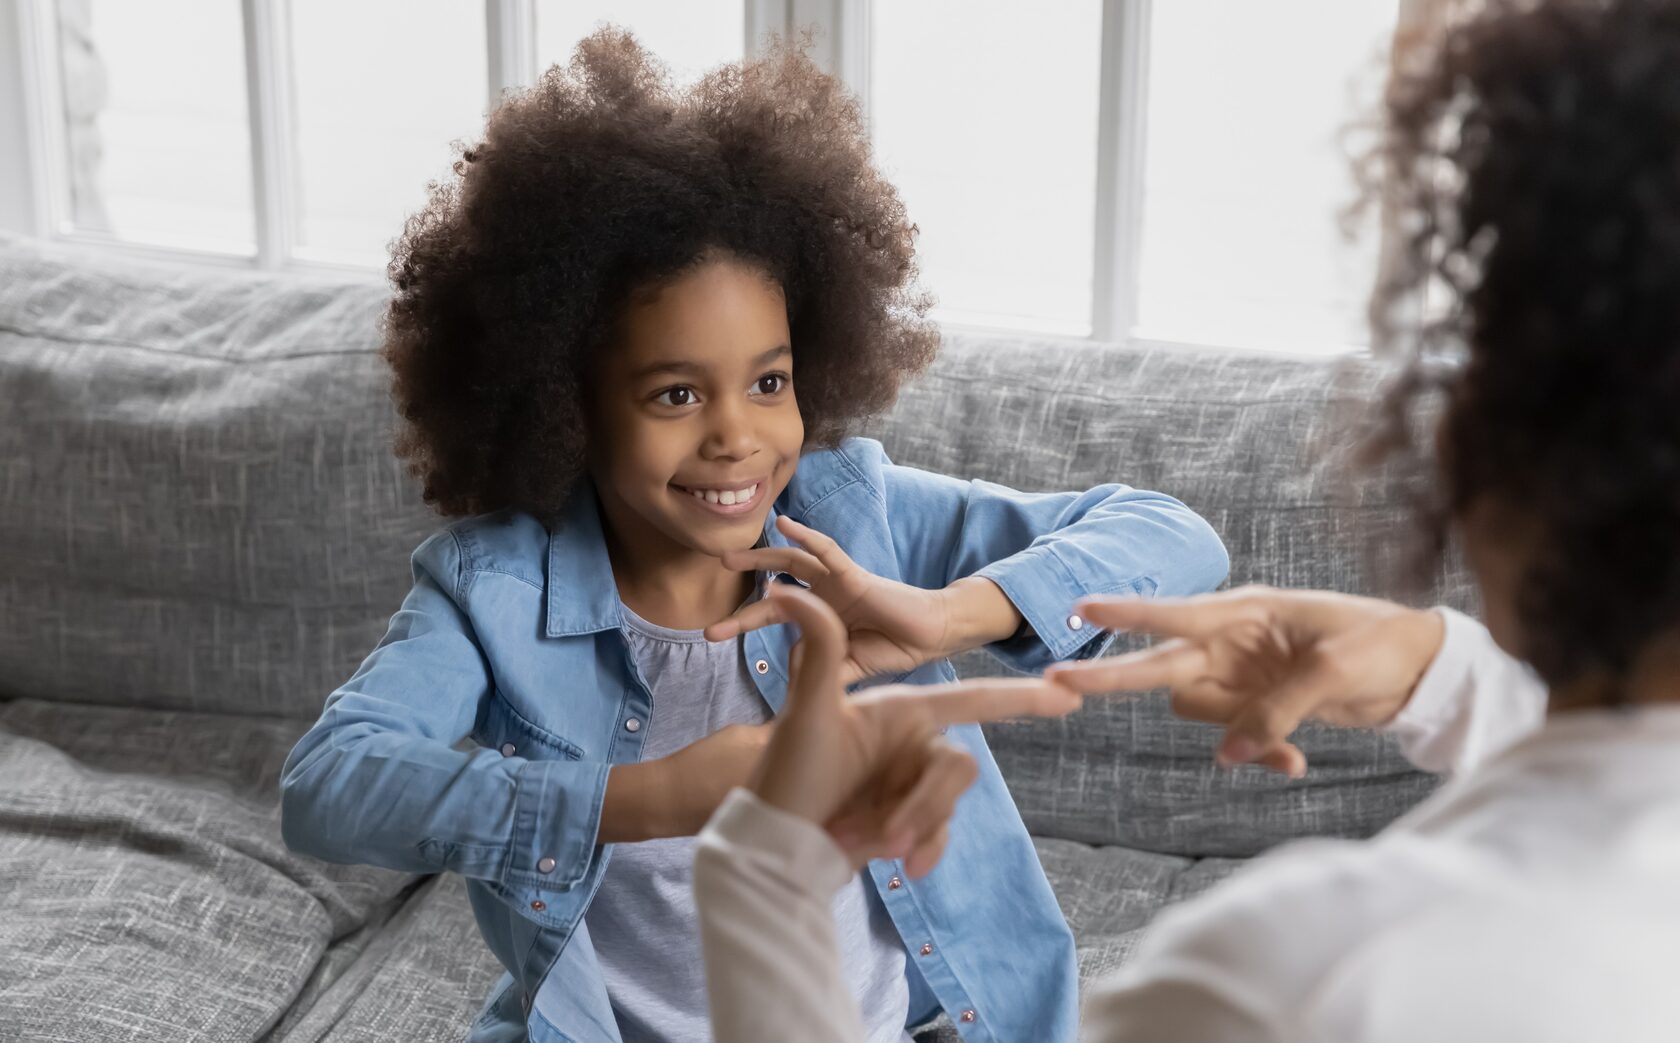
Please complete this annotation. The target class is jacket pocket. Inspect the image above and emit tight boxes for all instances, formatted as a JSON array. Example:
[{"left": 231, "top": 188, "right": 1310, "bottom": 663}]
[{"left": 475, "top": 689, "right": 588, "bottom": 762}]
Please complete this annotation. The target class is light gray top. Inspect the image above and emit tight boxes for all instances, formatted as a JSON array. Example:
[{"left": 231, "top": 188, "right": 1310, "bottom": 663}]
[{"left": 584, "top": 588, "right": 913, "bottom": 1043}]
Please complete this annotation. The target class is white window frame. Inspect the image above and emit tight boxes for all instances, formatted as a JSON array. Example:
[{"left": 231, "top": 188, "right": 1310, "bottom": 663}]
[{"left": 0, "top": 0, "right": 1163, "bottom": 343}]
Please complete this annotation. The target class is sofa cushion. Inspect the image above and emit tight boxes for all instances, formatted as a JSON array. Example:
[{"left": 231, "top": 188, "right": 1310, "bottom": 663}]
[
  {"left": 872, "top": 332, "right": 1476, "bottom": 855},
  {"left": 0, "top": 235, "right": 429, "bottom": 718},
  {"left": 0, "top": 698, "right": 434, "bottom": 1042},
  {"left": 1032, "top": 836, "right": 1248, "bottom": 990},
  {"left": 273, "top": 873, "right": 504, "bottom": 1043}
]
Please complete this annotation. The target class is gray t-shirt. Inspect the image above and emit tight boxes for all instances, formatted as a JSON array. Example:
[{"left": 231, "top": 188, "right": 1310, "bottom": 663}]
[{"left": 585, "top": 590, "right": 913, "bottom": 1043}]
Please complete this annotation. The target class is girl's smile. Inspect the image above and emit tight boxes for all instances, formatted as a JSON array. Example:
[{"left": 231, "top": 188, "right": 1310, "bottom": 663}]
[{"left": 671, "top": 478, "right": 767, "bottom": 516}]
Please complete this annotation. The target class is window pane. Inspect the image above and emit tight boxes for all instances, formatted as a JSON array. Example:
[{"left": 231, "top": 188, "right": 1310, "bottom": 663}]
[
  {"left": 1137, "top": 0, "right": 1399, "bottom": 352},
  {"left": 289, "top": 0, "right": 488, "bottom": 266},
  {"left": 56, "top": 0, "right": 254, "bottom": 253},
  {"left": 872, "top": 1, "right": 1102, "bottom": 334},
  {"left": 535, "top": 1, "right": 744, "bottom": 82}
]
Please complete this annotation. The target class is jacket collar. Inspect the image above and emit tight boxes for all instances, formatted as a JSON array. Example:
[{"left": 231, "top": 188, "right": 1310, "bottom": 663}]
[{"left": 544, "top": 481, "right": 791, "bottom": 638}]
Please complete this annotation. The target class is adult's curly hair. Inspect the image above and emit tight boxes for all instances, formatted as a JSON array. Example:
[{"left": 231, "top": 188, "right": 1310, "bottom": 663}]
[
  {"left": 1365, "top": 0, "right": 1680, "bottom": 691},
  {"left": 383, "top": 29, "right": 937, "bottom": 524}
]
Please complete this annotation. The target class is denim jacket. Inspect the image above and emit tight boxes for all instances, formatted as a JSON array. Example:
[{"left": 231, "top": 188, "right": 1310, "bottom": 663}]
[{"left": 280, "top": 438, "right": 1228, "bottom": 1043}]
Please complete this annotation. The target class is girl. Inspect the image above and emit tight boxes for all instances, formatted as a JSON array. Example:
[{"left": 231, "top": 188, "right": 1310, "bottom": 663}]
[
  {"left": 692, "top": 1, "right": 1680, "bottom": 1040},
  {"left": 278, "top": 30, "right": 1227, "bottom": 1043}
]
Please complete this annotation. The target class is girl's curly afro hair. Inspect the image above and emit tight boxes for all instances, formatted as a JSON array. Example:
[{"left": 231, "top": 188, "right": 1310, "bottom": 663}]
[
  {"left": 383, "top": 29, "right": 937, "bottom": 524},
  {"left": 1367, "top": 0, "right": 1680, "bottom": 691}
]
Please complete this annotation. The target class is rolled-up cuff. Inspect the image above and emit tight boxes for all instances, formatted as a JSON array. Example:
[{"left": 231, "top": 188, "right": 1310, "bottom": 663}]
[
  {"left": 977, "top": 546, "right": 1136, "bottom": 672},
  {"left": 699, "top": 788, "right": 854, "bottom": 899},
  {"left": 504, "top": 756, "right": 613, "bottom": 892},
  {"left": 1383, "top": 606, "right": 1481, "bottom": 740}
]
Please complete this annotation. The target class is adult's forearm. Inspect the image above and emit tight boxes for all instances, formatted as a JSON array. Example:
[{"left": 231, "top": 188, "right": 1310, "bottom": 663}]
[{"left": 695, "top": 789, "right": 866, "bottom": 1043}]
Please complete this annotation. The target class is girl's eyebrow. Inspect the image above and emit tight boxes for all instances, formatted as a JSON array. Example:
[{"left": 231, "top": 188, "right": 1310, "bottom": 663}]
[{"left": 632, "top": 343, "right": 791, "bottom": 380}]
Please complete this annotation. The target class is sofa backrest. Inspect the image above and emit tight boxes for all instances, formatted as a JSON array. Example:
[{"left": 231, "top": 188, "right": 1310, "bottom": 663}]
[
  {"left": 0, "top": 236, "right": 433, "bottom": 719},
  {"left": 871, "top": 331, "right": 1476, "bottom": 856}
]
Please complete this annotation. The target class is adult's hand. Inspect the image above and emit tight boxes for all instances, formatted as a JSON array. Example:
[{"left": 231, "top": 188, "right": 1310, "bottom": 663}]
[
  {"left": 1045, "top": 586, "right": 1445, "bottom": 777},
  {"left": 750, "top": 585, "right": 1080, "bottom": 877}
]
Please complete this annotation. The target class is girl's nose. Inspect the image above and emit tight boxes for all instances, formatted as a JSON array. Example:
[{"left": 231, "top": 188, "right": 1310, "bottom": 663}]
[{"left": 700, "top": 399, "right": 758, "bottom": 460}]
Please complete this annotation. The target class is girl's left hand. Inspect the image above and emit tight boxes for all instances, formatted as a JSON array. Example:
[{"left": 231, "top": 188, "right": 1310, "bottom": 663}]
[{"left": 704, "top": 516, "right": 1022, "bottom": 684}]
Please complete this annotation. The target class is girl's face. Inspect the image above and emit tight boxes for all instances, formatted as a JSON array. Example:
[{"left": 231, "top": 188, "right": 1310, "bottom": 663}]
[{"left": 588, "top": 255, "right": 804, "bottom": 563}]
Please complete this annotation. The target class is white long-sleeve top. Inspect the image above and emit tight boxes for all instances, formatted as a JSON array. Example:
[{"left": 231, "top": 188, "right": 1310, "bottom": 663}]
[{"left": 694, "top": 609, "right": 1680, "bottom": 1042}]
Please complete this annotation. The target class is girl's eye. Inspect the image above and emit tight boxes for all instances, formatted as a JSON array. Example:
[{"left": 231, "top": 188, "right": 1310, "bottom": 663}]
[
  {"left": 751, "top": 373, "right": 788, "bottom": 397},
  {"left": 654, "top": 386, "right": 697, "bottom": 407}
]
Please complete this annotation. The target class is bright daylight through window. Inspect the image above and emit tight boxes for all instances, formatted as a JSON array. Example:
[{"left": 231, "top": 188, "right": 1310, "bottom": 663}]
[{"left": 15, "top": 0, "right": 1402, "bottom": 354}]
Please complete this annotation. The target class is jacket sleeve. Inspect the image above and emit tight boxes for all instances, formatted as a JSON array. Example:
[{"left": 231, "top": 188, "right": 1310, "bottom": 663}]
[
  {"left": 876, "top": 450, "right": 1230, "bottom": 673},
  {"left": 279, "top": 529, "right": 611, "bottom": 894}
]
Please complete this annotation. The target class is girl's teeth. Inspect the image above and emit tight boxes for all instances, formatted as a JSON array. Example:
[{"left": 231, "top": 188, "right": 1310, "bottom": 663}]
[{"left": 686, "top": 484, "right": 758, "bottom": 506}]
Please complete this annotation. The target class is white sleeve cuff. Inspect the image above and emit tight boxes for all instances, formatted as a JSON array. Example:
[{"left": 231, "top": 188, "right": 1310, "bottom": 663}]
[
  {"left": 1385, "top": 606, "right": 1484, "bottom": 740},
  {"left": 699, "top": 788, "right": 855, "bottom": 898},
  {"left": 1380, "top": 606, "right": 1546, "bottom": 776}
]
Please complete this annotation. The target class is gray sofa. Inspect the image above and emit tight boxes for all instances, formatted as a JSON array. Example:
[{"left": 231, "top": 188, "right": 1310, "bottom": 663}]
[{"left": 0, "top": 234, "right": 1473, "bottom": 1041}]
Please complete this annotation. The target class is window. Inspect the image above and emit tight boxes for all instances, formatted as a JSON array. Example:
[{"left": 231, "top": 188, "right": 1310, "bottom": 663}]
[
  {"left": 288, "top": 0, "right": 488, "bottom": 266},
  {"left": 870, "top": 2, "right": 1104, "bottom": 335},
  {"left": 535, "top": 0, "right": 744, "bottom": 83},
  {"left": 1137, "top": 0, "right": 1398, "bottom": 353},
  {"left": 0, "top": 0, "right": 1410, "bottom": 353},
  {"left": 47, "top": 0, "right": 256, "bottom": 255}
]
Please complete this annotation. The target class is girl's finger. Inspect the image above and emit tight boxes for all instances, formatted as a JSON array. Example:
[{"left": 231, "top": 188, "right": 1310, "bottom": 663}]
[
  {"left": 1044, "top": 639, "right": 1211, "bottom": 695},
  {"left": 775, "top": 516, "right": 856, "bottom": 573},
  {"left": 703, "top": 598, "right": 789, "bottom": 641},
  {"left": 719, "top": 546, "right": 830, "bottom": 584},
  {"left": 767, "top": 587, "right": 850, "bottom": 716},
  {"left": 839, "top": 658, "right": 867, "bottom": 687}
]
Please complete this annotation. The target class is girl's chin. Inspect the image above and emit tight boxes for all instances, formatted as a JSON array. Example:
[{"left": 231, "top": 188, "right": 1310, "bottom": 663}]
[{"left": 670, "top": 508, "right": 768, "bottom": 554}]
